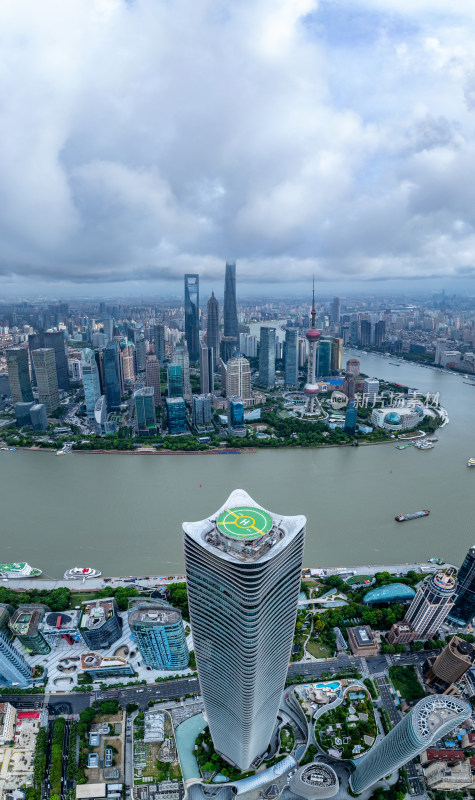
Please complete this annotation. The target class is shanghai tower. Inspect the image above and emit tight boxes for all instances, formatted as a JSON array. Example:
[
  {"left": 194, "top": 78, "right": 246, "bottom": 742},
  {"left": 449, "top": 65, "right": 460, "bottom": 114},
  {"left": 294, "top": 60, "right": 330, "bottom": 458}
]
[
  {"left": 223, "top": 261, "right": 239, "bottom": 340},
  {"left": 183, "top": 489, "right": 305, "bottom": 770}
]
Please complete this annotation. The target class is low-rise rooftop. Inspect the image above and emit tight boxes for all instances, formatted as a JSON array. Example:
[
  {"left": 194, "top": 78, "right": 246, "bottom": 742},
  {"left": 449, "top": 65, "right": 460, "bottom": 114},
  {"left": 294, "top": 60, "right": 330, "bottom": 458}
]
[
  {"left": 9, "top": 605, "right": 46, "bottom": 637},
  {"left": 129, "top": 601, "right": 181, "bottom": 627},
  {"left": 80, "top": 599, "right": 116, "bottom": 630}
]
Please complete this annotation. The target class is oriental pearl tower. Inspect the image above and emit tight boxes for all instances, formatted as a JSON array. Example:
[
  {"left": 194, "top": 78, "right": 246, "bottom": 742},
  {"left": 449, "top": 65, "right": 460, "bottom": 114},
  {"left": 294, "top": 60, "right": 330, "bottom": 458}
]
[{"left": 304, "top": 279, "right": 321, "bottom": 415}]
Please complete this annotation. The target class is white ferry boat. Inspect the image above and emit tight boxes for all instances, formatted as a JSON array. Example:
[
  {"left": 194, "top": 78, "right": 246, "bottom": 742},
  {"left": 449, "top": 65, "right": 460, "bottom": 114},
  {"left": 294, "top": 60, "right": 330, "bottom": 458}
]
[
  {"left": 63, "top": 567, "right": 102, "bottom": 580},
  {"left": 56, "top": 443, "right": 73, "bottom": 456},
  {"left": 0, "top": 562, "right": 42, "bottom": 579},
  {"left": 467, "top": 458, "right": 475, "bottom": 468}
]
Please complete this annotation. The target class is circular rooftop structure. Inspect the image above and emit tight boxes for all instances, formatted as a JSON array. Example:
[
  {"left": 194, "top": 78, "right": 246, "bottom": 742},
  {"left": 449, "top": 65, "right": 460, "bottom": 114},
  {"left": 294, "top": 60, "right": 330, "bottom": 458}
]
[
  {"left": 306, "top": 329, "right": 321, "bottom": 341},
  {"left": 413, "top": 695, "right": 470, "bottom": 741},
  {"left": 216, "top": 506, "right": 273, "bottom": 540},
  {"left": 289, "top": 763, "right": 339, "bottom": 799}
]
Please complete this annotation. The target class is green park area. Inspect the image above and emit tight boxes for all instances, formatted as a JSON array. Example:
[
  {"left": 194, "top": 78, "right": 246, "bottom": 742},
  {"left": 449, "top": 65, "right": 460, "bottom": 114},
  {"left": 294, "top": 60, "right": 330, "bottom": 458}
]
[
  {"left": 388, "top": 666, "right": 426, "bottom": 701},
  {"left": 314, "top": 688, "right": 377, "bottom": 761}
]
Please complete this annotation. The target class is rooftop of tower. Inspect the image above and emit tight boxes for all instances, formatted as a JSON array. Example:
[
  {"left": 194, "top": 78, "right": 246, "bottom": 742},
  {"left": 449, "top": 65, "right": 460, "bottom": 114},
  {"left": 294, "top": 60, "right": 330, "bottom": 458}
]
[
  {"left": 414, "top": 696, "right": 470, "bottom": 741},
  {"left": 183, "top": 489, "right": 306, "bottom": 564}
]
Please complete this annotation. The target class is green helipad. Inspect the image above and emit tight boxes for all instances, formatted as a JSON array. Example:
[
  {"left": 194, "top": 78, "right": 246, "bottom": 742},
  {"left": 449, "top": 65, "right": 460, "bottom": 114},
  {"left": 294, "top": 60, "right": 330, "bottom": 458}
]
[{"left": 216, "top": 506, "right": 273, "bottom": 539}]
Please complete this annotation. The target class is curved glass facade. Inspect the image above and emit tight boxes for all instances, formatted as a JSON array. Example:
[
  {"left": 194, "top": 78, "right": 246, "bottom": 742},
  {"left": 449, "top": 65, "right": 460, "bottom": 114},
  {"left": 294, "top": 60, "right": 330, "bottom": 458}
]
[
  {"left": 449, "top": 546, "right": 475, "bottom": 626},
  {"left": 183, "top": 490, "right": 305, "bottom": 770},
  {"left": 350, "top": 696, "right": 470, "bottom": 794}
]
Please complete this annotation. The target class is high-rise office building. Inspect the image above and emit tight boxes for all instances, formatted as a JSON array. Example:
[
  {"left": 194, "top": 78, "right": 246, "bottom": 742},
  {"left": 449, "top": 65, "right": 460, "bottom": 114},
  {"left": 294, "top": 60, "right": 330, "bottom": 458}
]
[
  {"left": 184, "top": 274, "right": 200, "bottom": 362},
  {"left": 259, "top": 328, "right": 276, "bottom": 388},
  {"left": 6, "top": 349, "right": 33, "bottom": 403},
  {"left": 166, "top": 397, "right": 187, "bottom": 434},
  {"left": 227, "top": 397, "right": 245, "bottom": 436},
  {"left": 0, "top": 604, "right": 32, "bottom": 686},
  {"left": 220, "top": 336, "right": 238, "bottom": 364},
  {"left": 81, "top": 348, "right": 101, "bottom": 421},
  {"left": 298, "top": 337, "right": 307, "bottom": 368},
  {"left": 28, "top": 331, "right": 69, "bottom": 390},
  {"left": 192, "top": 394, "right": 213, "bottom": 430},
  {"left": 448, "top": 547, "right": 475, "bottom": 626},
  {"left": 29, "top": 404, "right": 48, "bottom": 432},
  {"left": 129, "top": 601, "right": 189, "bottom": 671},
  {"left": 134, "top": 387, "right": 157, "bottom": 437},
  {"left": 152, "top": 323, "right": 166, "bottom": 362},
  {"left": 284, "top": 328, "right": 299, "bottom": 386},
  {"left": 145, "top": 356, "right": 161, "bottom": 404},
  {"left": 9, "top": 606, "right": 50, "bottom": 655},
  {"left": 363, "top": 378, "right": 379, "bottom": 401},
  {"left": 172, "top": 342, "right": 192, "bottom": 400},
  {"left": 331, "top": 338, "right": 343, "bottom": 373},
  {"left": 224, "top": 356, "right": 251, "bottom": 400},
  {"left": 374, "top": 320, "right": 386, "bottom": 348},
  {"left": 120, "top": 342, "right": 136, "bottom": 384},
  {"left": 424, "top": 636, "right": 475, "bottom": 690},
  {"left": 167, "top": 365, "right": 183, "bottom": 399},
  {"left": 403, "top": 569, "right": 456, "bottom": 640},
  {"left": 346, "top": 359, "right": 360, "bottom": 376},
  {"left": 331, "top": 297, "right": 340, "bottom": 324},
  {"left": 223, "top": 261, "right": 238, "bottom": 340},
  {"left": 183, "top": 489, "right": 306, "bottom": 770},
  {"left": 135, "top": 338, "right": 146, "bottom": 372},
  {"left": 31, "top": 348, "right": 60, "bottom": 414},
  {"left": 79, "top": 599, "right": 122, "bottom": 650},
  {"left": 14, "top": 402, "right": 35, "bottom": 427},
  {"left": 359, "top": 319, "right": 371, "bottom": 348},
  {"left": 344, "top": 401, "right": 358, "bottom": 435},
  {"left": 206, "top": 292, "right": 220, "bottom": 370},
  {"left": 102, "top": 344, "right": 122, "bottom": 411},
  {"left": 317, "top": 339, "right": 332, "bottom": 377},
  {"left": 200, "top": 342, "right": 214, "bottom": 395},
  {"left": 103, "top": 317, "right": 114, "bottom": 343},
  {"left": 350, "top": 696, "right": 470, "bottom": 794}
]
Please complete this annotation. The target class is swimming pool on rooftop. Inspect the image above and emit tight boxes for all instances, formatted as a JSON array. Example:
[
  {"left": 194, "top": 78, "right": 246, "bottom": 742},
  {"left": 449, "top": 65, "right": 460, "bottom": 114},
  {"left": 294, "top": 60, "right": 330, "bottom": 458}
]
[{"left": 315, "top": 681, "right": 340, "bottom": 690}]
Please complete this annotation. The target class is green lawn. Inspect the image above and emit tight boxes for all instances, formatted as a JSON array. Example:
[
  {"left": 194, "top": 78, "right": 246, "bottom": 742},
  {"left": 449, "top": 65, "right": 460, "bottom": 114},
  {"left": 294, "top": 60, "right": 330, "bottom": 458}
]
[
  {"left": 388, "top": 666, "right": 426, "bottom": 701},
  {"left": 306, "top": 640, "right": 334, "bottom": 659}
]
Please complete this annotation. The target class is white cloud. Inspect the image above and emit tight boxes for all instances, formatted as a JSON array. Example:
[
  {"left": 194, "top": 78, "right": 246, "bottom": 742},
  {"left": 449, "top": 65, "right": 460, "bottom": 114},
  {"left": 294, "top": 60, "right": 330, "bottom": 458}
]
[{"left": 1, "top": 0, "right": 475, "bottom": 288}]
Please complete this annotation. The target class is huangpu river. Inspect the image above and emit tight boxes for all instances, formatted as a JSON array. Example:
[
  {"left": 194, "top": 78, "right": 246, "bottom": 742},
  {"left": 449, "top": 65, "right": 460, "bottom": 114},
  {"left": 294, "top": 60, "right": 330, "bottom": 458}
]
[{"left": 0, "top": 348, "right": 474, "bottom": 578}]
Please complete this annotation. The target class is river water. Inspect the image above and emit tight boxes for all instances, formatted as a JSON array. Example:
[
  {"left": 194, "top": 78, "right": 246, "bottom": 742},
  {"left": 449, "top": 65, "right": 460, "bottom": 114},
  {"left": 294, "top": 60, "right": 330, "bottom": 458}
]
[{"left": 0, "top": 349, "right": 474, "bottom": 578}]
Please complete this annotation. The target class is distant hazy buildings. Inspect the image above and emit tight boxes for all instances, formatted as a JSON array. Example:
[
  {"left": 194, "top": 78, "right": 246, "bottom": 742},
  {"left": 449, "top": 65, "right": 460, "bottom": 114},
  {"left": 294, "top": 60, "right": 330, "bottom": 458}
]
[
  {"left": 346, "top": 359, "right": 360, "bottom": 376},
  {"left": 206, "top": 292, "right": 220, "bottom": 371},
  {"left": 448, "top": 546, "right": 475, "bottom": 626},
  {"left": 14, "top": 402, "right": 35, "bottom": 427},
  {"left": 28, "top": 331, "right": 69, "bottom": 390},
  {"left": 363, "top": 378, "right": 379, "bottom": 401},
  {"left": 134, "top": 387, "right": 157, "bottom": 437},
  {"left": 145, "top": 355, "right": 161, "bottom": 404},
  {"left": 81, "top": 348, "right": 101, "bottom": 421},
  {"left": 223, "top": 261, "right": 239, "bottom": 342},
  {"left": 331, "top": 297, "right": 340, "bottom": 324},
  {"left": 259, "top": 328, "right": 276, "bottom": 388},
  {"left": 350, "top": 696, "right": 470, "bottom": 794},
  {"left": 6, "top": 349, "right": 33, "bottom": 403},
  {"left": 152, "top": 323, "right": 166, "bottom": 362},
  {"left": 184, "top": 274, "right": 200, "bottom": 362},
  {"left": 200, "top": 342, "right": 214, "bottom": 395},
  {"left": 120, "top": 342, "right": 136, "bottom": 385},
  {"left": 172, "top": 342, "right": 192, "bottom": 401},
  {"left": 183, "top": 489, "right": 306, "bottom": 770},
  {"left": 32, "top": 348, "right": 60, "bottom": 414},
  {"left": 102, "top": 343, "right": 122, "bottom": 411},
  {"left": 129, "top": 601, "right": 189, "bottom": 670}
]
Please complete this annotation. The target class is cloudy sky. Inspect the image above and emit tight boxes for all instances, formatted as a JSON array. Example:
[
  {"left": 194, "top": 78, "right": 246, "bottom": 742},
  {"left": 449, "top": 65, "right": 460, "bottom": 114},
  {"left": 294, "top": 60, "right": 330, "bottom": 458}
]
[{"left": 2, "top": 0, "right": 475, "bottom": 296}]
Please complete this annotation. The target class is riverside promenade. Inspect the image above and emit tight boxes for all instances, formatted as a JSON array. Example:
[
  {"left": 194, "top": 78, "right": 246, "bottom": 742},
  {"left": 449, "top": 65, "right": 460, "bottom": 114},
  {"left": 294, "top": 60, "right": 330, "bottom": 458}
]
[{"left": 0, "top": 561, "right": 453, "bottom": 592}]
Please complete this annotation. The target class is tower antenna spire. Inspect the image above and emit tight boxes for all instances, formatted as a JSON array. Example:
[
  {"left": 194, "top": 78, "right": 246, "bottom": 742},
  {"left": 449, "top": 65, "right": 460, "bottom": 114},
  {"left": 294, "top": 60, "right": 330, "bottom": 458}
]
[{"left": 311, "top": 276, "right": 316, "bottom": 328}]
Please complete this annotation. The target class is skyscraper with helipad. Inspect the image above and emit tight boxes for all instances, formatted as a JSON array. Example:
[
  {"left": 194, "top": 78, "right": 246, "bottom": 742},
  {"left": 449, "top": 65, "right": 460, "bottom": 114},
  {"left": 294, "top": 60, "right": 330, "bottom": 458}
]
[{"left": 183, "top": 489, "right": 306, "bottom": 770}]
